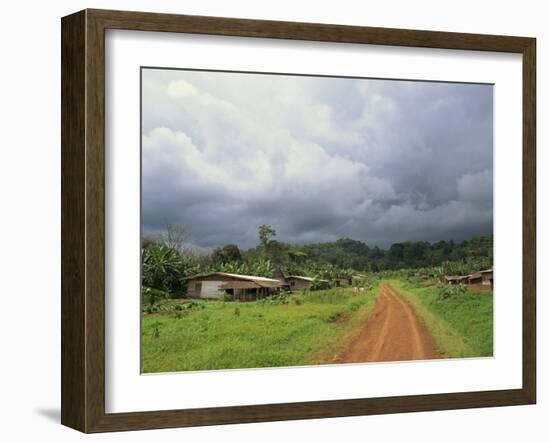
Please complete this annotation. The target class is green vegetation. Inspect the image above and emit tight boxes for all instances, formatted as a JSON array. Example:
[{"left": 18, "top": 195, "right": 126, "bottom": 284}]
[
  {"left": 392, "top": 280, "right": 493, "bottom": 358},
  {"left": 438, "top": 284, "right": 467, "bottom": 300},
  {"left": 280, "top": 235, "right": 492, "bottom": 272},
  {"left": 141, "top": 223, "right": 493, "bottom": 300},
  {"left": 140, "top": 223, "right": 493, "bottom": 371},
  {"left": 141, "top": 286, "right": 380, "bottom": 373}
]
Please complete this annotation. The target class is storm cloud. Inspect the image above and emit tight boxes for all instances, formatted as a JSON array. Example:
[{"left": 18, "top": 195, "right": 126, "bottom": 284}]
[{"left": 142, "top": 69, "right": 493, "bottom": 249}]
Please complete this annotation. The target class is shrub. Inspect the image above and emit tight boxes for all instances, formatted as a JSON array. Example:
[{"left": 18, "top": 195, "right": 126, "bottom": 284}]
[
  {"left": 439, "top": 284, "right": 467, "bottom": 300},
  {"left": 310, "top": 278, "right": 331, "bottom": 291},
  {"left": 257, "top": 292, "right": 290, "bottom": 305},
  {"left": 141, "top": 244, "right": 195, "bottom": 293},
  {"left": 142, "top": 286, "right": 169, "bottom": 307},
  {"left": 172, "top": 304, "right": 187, "bottom": 319},
  {"left": 186, "top": 301, "right": 206, "bottom": 310}
]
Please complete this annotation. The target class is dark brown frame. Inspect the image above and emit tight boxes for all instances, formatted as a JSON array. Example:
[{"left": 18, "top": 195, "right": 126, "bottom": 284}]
[{"left": 61, "top": 8, "right": 536, "bottom": 433}]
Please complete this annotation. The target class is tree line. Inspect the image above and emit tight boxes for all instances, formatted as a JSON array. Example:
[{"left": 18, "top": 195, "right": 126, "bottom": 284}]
[{"left": 141, "top": 224, "right": 493, "bottom": 298}]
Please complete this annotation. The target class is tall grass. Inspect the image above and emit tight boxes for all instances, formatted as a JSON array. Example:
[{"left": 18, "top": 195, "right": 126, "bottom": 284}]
[
  {"left": 391, "top": 280, "right": 493, "bottom": 358},
  {"left": 141, "top": 286, "right": 379, "bottom": 373}
]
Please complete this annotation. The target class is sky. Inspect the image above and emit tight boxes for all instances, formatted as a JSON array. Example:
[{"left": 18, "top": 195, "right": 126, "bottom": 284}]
[{"left": 141, "top": 68, "right": 493, "bottom": 250}]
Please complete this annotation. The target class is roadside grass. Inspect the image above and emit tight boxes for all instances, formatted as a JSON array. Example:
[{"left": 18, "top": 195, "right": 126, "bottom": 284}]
[
  {"left": 390, "top": 280, "right": 493, "bottom": 358},
  {"left": 141, "top": 285, "right": 380, "bottom": 373}
]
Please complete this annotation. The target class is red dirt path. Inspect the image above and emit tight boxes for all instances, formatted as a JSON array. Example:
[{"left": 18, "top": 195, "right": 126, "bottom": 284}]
[{"left": 334, "top": 284, "right": 441, "bottom": 363}]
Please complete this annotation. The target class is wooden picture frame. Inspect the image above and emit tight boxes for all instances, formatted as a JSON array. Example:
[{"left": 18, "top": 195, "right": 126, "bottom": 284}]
[{"left": 61, "top": 8, "right": 536, "bottom": 433}]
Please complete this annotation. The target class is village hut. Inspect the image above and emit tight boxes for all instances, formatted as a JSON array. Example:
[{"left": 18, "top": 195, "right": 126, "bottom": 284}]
[
  {"left": 333, "top": 277, "right": 352, "bottom": 287},
  {"left": 481, "top": 269, "right": 494, "bottom": 286},
  {"left": 285, "top": 275, "right": 331, "bottom": 291},
  {"left": 272, "top": 267, "right": 291, "bottom": 291},
  {"left": 321, "top": 272, "right": 352, "bottom": 287},
  {"left": 185, "top": 272, "right": 284, "bottom": 301},
  {"left": 468, "top": 272, "right": 482, "bottom": 285},
  {"left": 443, "top": 275, "right": 469, "bottom": 285},
  {"left": 285, "top": 275, "right": 316, "bottom": 291},
  {"left": 468, "top": 269, "right": 493, "bottom": 287}
]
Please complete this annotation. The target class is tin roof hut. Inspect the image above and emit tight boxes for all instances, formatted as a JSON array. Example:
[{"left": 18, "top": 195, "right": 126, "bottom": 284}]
[{"left": 185, "top": 272, "right": 284, "bottom": 301}]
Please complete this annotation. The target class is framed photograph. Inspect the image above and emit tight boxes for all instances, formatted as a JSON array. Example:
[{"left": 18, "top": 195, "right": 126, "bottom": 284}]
[{"left": 61, "top": 9, "right": 536, "bottom": 433}]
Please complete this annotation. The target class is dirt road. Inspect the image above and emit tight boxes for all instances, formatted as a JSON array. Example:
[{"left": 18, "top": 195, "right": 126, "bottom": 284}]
[{"left": 335, "top": 284, "right": 441, "bottom": 363}]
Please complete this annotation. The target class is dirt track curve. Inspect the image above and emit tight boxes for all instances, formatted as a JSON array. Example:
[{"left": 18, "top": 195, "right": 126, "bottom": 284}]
[{"left": 336, "top": 284, "right": 441, "bottom": 363}]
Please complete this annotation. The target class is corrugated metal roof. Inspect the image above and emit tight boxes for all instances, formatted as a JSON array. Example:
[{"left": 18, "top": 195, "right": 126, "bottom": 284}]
[
  {"left": 445, "top": 269, "right": 492, "bottom": 281},
  {"left": 287, "top": 275, "right": 316, "bottom": 282},
  {"left": 185, "top": 272, "right": 283, "bottom": 285},
  {"left": 220, "top": 272, "right": 283, "bottom": 283}
]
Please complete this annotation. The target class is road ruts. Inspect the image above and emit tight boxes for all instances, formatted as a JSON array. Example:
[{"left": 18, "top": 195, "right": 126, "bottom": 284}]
[{"left": 335, "top": 284, "right": 441, "bottom": 363}]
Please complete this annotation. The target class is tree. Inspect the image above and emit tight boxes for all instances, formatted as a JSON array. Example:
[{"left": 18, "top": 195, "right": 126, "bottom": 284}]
[
  {"left": 289, "top": 250, "right": 308, "bottom": 263},
  {"left": 142, "top": 244, "right": 197, "bottom": 297},
  {"left": 258, "top": 224, "right": 276, "bottom": 247},
  {"left": 212, "top": 244, "right": 242, "bottom": 264},
  {"left": 142, "top": 244, "right": 180, "bottom": 290},
  {"left": 388, "top": 243, "right": 404, "bottom": 260},
  {"left": 160, "top": 223, "right": 190, "bottom": 253},
  {"left": 141, "top": 234, "right": 160, "bottom": 250}
]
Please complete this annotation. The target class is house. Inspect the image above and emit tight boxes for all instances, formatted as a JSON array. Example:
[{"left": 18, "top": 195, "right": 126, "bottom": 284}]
[
  {"left": 444, "top": 275, "right": 469, "bottom": 285},
  {"left": 468, "top": 272, "right": 483, "bottom": 284},
  {"left": 272, "top": 267, "right": 329, "bottom": 291},
  {"left": 333, "top": 277, "right": 352, "bottom": 287},
  {"left": 444, "top": 269, "right": 494, "bottom": 290},
  {"left": 285, "top": 275, "right": 317, "bottom": 291},
  {"left": 322, "top": 273, "right": 352, "bottom": 287},
  {"left": 272, "top": 267, "right": 291, "bottom": 291},
  {"left": 468, "top": 269, "right": 493, "bottom": 287},
  {"left": 481, "top": 269, "right": 494, "bottom": 286},
  {"left": 185, "top": 272, "right": 284, "bottom": 301}
]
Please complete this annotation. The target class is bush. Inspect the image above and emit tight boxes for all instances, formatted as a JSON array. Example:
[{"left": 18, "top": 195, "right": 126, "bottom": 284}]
[
  {"left": 439, "top": 284, "right": 467, "bottom": 300},
  {"left": 168, "top": 291, "right": 187, "bottom": 300},
  {"left": 141, "top": 244, "right": 195, "bottom": 293},
  {"left": 186, "top": 301, "right": 206, "bottom": 310},
  {"left": 257, "top": 292, "right": 290, "bottom": 305},
  {"left": 310, "top": 278, "right": 331, "bottom": 291},
  {"left": 142, "top": 286, "right": 169, "bottom": 307}
]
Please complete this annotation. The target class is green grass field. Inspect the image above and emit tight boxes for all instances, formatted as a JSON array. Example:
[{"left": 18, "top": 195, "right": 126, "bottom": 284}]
[
  {"left": 141, "top": 278, "right": 493, "bottom": 373},
  {"left": 391, "top": 279, "right": 493, "bottom": 358},
  {"left": 141, "top": 286, "right": 379, "bottom": 373}
]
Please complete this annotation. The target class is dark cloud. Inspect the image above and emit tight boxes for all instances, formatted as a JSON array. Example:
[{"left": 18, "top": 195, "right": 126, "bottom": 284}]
[{"left": 142, "top": 69, "right": 493, "bottom": 249}]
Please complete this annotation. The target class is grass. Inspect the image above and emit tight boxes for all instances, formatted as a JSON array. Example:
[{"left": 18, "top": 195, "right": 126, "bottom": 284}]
[
  {"left": 141, "top": 286, "right": 379, "bottom": 373},
  {"left": 391, "top": 279, "right": 493, "bottom": 358}
]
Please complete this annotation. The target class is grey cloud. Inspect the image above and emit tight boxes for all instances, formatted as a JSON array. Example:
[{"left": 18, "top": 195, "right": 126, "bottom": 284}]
[{"left": 141, "top": 69, "right": 493, "bottom": 249}]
